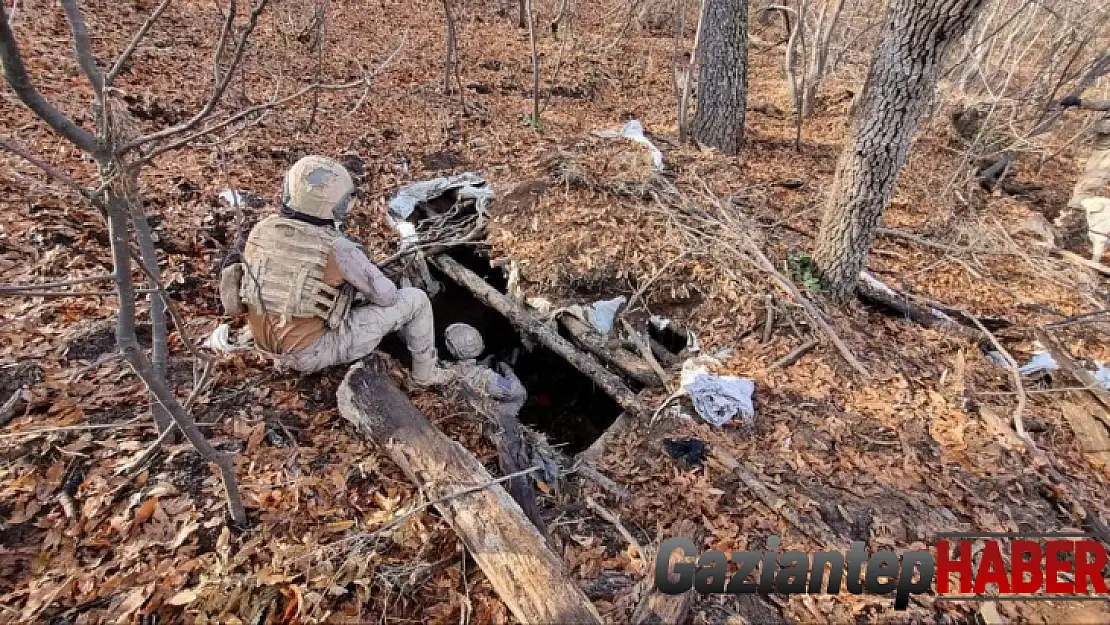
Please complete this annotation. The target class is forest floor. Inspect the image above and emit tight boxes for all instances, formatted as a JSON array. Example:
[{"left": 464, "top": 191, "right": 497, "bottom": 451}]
[{"left": 2, "top": 1, "right": 1110, "bottom": 623}]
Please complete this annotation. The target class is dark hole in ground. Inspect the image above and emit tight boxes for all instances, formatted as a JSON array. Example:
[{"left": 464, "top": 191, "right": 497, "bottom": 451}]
[
  {"left": 379, "top": 248, "right": 622, "bottom": 454},
  {"left": 648, "top": 319, "right": 688, "bottom": 354}
]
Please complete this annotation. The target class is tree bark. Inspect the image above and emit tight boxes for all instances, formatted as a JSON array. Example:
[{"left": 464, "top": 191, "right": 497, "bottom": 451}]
[
  {"left": 691, "top": 0, "right": 748, "bottom": 155},
  {"left": 812, "top": 0, "right": 987, "bottom": 301},
  {"left": 559, "top": 314, "right": 663, "bottom": 388},
  {"left": 337, "top": 360, "right": 603, "bottom": 625},
  {"left": 630, "top": 519, "right": 702, "bottom": 625}
]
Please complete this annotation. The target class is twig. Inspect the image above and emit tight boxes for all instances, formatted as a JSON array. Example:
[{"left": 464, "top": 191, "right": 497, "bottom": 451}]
[
  {"left": 0, "top": 290, "right": 125, "bottom": 298},
  {"left": 710, "top": 449, "right": 840, "bottom": 546},
  {"left": 0, "top": 137, "right": 90, "bottom": 197},
  {"left": 620, "top": 319, "right": 674, "bottom": 393},
  {"left": 768, "top": 337, "right": 818, "bottom": 371},
  {"left": 677, "top": 0, "right": 707, "bottom": 142},
  {"left": 761, "top": 294, "right": 775, "bottom": 344},
  {"left": 120, "top": 0, "right": 272, "bottom": 153},
  {"left": 0, "top": 275, "right": 114, "bottom": 292},
  {"left": 525, "top": 0, "right": 540, "bottom": 129},
  {"left": 585, "top": 495, "right": 649, "bottom": 564},
  {"left": 968, "top": 314, "right": 1030, "bottom": 443},
  {"left": 106, "top": 0, "right": 173, "bottom": 85},
  {"left": 621, "top": 251, "right": 689, "bottom": 319},
  {"left": 0, "top": 419, "right": 146, "bottom": 440},
  {"left": 301, "top": 465, "right": 547, "bottom": 562},
  {"left": 1054, "top": 249, "right": 1110, "bottom": 276},
  {"left": 61, "top": 1, "right": 104, "bottom": 100},
  {"left": 0, "top": 4, "right": 101, "bottom": 156}
]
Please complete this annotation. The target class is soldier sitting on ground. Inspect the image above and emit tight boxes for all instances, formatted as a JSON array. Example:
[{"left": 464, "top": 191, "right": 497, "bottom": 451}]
[{"left": 220, "top": 155, "right": 455, "bottom": 387}]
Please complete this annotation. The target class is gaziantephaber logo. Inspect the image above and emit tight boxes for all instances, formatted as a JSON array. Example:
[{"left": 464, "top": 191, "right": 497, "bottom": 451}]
[{"left": 655, "top": 533, "right": 1109, "bottom": 609}]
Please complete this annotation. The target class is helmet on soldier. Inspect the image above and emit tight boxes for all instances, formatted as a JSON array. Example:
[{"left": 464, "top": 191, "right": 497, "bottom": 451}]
[
  {"left": 445, "top": 323, "right": 485, "bottom": 360},
  {"left": 282, "top": 155, "right": 356, "bottom": 222}
]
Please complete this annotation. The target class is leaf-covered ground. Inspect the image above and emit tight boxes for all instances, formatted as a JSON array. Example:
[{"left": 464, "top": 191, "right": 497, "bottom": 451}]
[{"left": 2, "top": 1, "right": 1109, "bottom": 623}]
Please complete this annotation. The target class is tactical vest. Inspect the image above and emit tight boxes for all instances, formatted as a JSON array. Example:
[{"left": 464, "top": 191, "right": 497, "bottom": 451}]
[{"left": 240, "top": 215, "right": 353, "bottom": 329}]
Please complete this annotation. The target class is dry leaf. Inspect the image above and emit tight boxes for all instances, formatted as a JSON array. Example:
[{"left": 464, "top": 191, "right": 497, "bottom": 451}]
[
  {"left": 167, "top": 588, "right": 198, "bottom": 606},
  {"left": 134, "top": 497, "right": 158, "bottom": 524}
]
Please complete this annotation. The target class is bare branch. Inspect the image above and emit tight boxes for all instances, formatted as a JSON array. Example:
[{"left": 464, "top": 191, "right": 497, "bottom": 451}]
[
  {"left": 0, "top": 275, "right": 113, "bottom": 293},
  {"left": 0, "top": 136, "right": 93, "bottom": 199},
  {"left": 105, "top": 195, "right": 246, "bottom": 525},
  {"left": 132, "top": 78, "right": 365, "bottom": 168},
  {"left": 120, "top": 0, "right": 271, "bottom": 154},
  {"left": 106, "top": 0, "right": 173, "bottom": 85},
  {"left": 60, "top": 0, "right": 105, "bottom": 101},
  {"left": 0, "top": 5, "right": 102, "bottom": 156}
]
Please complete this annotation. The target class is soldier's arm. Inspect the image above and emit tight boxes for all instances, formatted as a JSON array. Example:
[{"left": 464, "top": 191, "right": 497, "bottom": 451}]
[{"left": 332, "top": 237, "right": 399, "bottom": 306}]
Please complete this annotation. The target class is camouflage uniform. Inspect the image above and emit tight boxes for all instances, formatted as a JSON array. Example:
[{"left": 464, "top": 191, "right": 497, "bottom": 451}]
[
  {"left": 220, "top": 155, "right": 454, "bottom": 386},
  {"left": 444, "top": 323, "right": 528, "bottom": 420}
]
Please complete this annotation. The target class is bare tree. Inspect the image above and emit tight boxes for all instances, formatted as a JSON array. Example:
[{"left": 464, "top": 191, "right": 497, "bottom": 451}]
[
  {"left": 691, "top": 0, "right": 748, "bottom": 154},
  {"left": 812, "top": 0, "right": 987, "bottom": 301},
  {"left": 0, "top": 0, "right": 382, "bottom": 524}
]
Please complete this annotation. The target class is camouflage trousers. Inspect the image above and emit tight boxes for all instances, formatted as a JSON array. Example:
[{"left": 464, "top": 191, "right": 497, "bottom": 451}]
[{"left": 279, "top": 287, "right": 436, "bottom": 374}]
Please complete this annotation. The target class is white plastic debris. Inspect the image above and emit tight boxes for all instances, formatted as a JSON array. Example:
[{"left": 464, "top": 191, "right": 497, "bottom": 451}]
[
  {"left": 585, "top": 296, "right": 626, "bottom": 336},
  {"left": 593, "top": 119, "right": 665, "bottom": 171},
  {"left": 204, "top": 323, "right": 254, "bottom": 353},
  {"left": 218, "top": 189, "right": 246, "bottom": 208},
  {"left": 387, "top": 172, "right": 492, "bottom": 221},
  {"left": 678, "top": 357, "right": 756, "bottom": 428},
  {"left": 1018, "top": 351, "right": 1058, "bottom": 376},
  {"left": 1094, "top": 363, "right": 1110, "bottom": 389}
]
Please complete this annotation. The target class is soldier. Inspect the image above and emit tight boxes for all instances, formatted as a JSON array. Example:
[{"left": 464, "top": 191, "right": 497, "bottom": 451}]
[
  {"left": 443, "top": 323, "right": 527, "bottom": 419},
  {"left": 1058, "top": 96, "right": 1110, "bottom": 261},
  {"left": 220, "top": 155, "right": 455, "bottom": 387}
]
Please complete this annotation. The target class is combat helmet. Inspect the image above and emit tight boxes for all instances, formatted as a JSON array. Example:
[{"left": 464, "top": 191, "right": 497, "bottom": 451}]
[
  {"left": 445, "top": 323, "right": 485, "bottom": 360},
  {"left": 282, "top": 155, "right": 357, "bottom": 223}
]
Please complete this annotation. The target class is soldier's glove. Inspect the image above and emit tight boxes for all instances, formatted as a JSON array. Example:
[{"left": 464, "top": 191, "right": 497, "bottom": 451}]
[{"left": 1060, "top": 95, "right": 1082, "bottom": 109}]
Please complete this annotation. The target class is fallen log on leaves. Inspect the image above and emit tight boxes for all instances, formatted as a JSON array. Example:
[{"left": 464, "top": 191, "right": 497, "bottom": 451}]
[
  {"left": 631, "top": 519, "right": 702, "bottom": 625},
  {"left": 337, "top": 359, "right": 603, "bottom": 625},
  {"left": 559, "top": 313, "right": 663, "bottom": 388},
  {"left": 431, "top": 254, "right": 643, "bottom": 413},
  {"left": 857, "top": 272, "right": 984, "bottom": 342},
  {"left": 709, "top": 449, "right": 841, "bottom": 547}
]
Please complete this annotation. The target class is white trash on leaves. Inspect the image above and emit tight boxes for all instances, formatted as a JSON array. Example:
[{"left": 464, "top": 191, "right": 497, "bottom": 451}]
[
  {"left": 593, "top": 119, "right": 665, "bottom": 171},
  {"left": 387, "top": 172, "right": 492, "bottom": 222},
  {"left": 680, "top": 357, "right": 755, "bottom": 428},
  {"left": 651, "top": 356, "right": 755, "bottom": 429}
]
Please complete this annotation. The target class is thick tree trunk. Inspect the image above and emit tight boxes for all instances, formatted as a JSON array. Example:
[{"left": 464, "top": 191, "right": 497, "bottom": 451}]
[
  {"left": 692, "top": 0, "right": 748, "bottom": 155},
  {"left": 812, "top": 0, "right": 987, "bottom": 301},
  {"left": 337, "top": 360, "right": 603, "bottom": 625}
]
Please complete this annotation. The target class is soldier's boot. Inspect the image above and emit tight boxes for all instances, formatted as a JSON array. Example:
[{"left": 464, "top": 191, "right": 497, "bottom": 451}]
[{"left": 411, "top": 354, "right": 457, "bottom": 388}]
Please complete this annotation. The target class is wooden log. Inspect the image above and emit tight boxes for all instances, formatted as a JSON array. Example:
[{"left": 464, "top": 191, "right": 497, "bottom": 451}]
[
  {"left": 337, "top": 359, "right": 603, "bottom": 625},
  {"left": 709, "top": 449, "right": 841, "bottom": 547},
  {"left": 631, "top": 519, "right": 702, "bottom": 625},
  {"left": 559, "top": 313, "right": 663, "bottom": 388},
  {"left": 857, "top": 271, "right": 983, "bottom": 342},
  {"left": 432, "top": 254, "right": 642, "bottom": 413}
]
